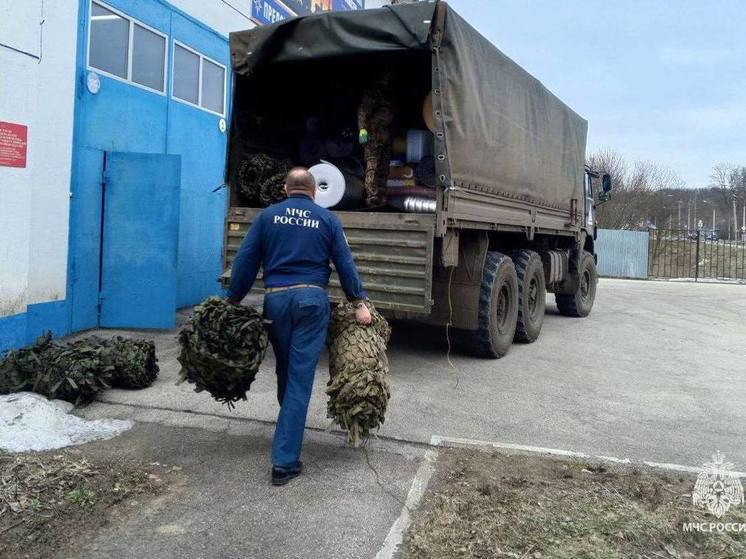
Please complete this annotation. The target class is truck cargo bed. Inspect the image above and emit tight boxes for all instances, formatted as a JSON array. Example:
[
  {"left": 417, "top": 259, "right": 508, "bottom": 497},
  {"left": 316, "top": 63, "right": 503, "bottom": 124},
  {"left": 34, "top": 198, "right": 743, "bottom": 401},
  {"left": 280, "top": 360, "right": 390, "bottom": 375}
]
[{"left": 224, "top": 209, "right": 435, "bottom": 313}]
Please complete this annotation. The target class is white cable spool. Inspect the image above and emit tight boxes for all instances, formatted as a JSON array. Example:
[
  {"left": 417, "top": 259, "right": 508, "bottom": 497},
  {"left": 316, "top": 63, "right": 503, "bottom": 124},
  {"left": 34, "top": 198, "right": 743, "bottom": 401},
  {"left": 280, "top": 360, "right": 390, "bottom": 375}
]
[{"left": 309, "top": 160, "right": 346, "bottom": 209}]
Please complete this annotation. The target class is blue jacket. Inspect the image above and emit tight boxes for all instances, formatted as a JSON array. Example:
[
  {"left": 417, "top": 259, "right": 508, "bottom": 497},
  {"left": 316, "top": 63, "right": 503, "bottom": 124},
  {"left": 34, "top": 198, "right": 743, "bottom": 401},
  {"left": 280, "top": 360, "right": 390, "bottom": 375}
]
[{"left": 228, "top": 194, "right": 366, "bottom": 302}]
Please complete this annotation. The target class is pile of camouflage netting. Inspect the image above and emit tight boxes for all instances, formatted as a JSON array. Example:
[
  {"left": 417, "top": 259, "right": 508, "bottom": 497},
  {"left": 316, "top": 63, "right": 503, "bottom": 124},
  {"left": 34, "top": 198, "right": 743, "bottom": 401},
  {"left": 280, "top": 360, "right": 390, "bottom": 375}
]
[
  {"left": 0, "top": 333, "right": 159, "bottom": 404},
  {"left": 326, "top": 301, "right": 391, "bottom": 446},
  {"left": 177, "top": 297, "right": 268, "bottom": 409},
  {"left": 237, "top": 153, "right": 293, "bottom": 207}
]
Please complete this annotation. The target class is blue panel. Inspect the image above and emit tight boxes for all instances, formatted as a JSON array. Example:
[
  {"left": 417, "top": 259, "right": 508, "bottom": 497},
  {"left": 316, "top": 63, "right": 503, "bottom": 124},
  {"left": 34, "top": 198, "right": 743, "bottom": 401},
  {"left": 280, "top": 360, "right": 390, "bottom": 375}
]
[
  {"left": 1, "top": 300, "right": 71, "bottom": 354},
  {"left": 25, "top": 300, "right": 71, "bottom": 342},
  {"left": 70, "top": 0, "right": 171, "bottom": 333},
  {"left": 596, "top": 229, "right": 650, "bottom": 279},
  {"left": 167, "top": 100, "right": 227, "bottom": 307},
  {"left": 100, "top": 152, "right": 181, "bottom": 328},
  {"left": 169, "top": 12, "right": 231, "bottom": 308},
  {"left": 279, "top": 0, "right": 364, "bottom": 15},
  {"left": 251, "top": 0, "right": 363, "bottom": 24},
  {"left": 78, "top": 1, "right": 170, "bottom": 156},
  {"left": 77, "top": 76, "right": 168, "bottom": 153},
  {"left": 332, "top": 0, "right": 365, "bottom": 10},
  {"left": 251, "top": 0, "right": 296, "bottom": 24},
  {"left": 67, "top": 0, "right": 232, "bottom": 337},
  {"left": 69, "top": 147, "right": 105, "bottom": 331},
  {"left": 0, "top": 312, "right": 27, "bottom": 354}
]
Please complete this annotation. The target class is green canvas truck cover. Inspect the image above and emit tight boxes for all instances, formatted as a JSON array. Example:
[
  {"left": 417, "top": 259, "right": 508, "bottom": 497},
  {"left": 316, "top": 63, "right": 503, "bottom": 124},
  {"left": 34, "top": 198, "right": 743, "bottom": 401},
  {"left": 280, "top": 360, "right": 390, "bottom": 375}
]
[{"left": 229, "top": 1, "right": 587, "bottom": 212}]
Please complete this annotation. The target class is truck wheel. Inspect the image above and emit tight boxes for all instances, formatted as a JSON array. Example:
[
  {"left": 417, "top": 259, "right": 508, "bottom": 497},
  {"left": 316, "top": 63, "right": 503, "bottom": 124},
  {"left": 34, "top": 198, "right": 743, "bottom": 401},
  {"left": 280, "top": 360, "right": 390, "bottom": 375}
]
[
  {"left": 511, "top": 250, "right": 546, "bottom": 343},
  {"left": 556, "top": 251, "right": 597, "bottom": 317},
  {"left": 471, "top": 252, "right": 519, "bottom": 358}
]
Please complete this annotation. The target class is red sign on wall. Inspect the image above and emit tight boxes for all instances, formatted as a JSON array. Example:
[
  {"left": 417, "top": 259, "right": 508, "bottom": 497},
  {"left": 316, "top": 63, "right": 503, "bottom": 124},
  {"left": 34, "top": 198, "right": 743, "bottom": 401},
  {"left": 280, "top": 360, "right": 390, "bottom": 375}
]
[{"left": 0, "top": 121, "right": 28, "bottom": 168}]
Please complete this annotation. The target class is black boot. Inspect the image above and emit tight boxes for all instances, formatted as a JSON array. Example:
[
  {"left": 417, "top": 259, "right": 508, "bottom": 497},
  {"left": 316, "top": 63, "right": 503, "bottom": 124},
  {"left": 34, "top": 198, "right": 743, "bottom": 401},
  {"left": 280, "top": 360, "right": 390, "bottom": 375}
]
[{"left": 271, "top": 461, "right": 304, "bottom": 486}]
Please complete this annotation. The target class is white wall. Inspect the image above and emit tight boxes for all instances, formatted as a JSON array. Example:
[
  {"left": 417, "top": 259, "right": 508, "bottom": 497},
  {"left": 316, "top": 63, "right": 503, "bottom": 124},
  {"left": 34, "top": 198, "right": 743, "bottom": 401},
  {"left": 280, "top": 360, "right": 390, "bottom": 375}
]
[
  {"left": 169, "top": 0, "right": 255, "bottom": 36},
  {"left": 0, "top": 0, "right": 78, "bottom": 317}
]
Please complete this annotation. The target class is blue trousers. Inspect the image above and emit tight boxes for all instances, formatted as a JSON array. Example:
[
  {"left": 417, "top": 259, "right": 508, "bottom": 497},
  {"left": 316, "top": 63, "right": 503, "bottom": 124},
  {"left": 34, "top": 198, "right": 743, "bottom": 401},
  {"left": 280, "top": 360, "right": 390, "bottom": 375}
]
[{"left": 263, "top": 288, "right": 330, "bottom": 469}]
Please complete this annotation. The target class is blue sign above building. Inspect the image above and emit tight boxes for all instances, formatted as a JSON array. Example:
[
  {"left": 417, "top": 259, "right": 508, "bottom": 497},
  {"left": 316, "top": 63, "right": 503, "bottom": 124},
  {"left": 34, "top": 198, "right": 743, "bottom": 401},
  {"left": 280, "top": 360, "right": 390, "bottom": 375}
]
[
  {"left": 251, "top": 0, "right": 295, "bottom": 24},
  {"left": 250, "top": 0, "right": 364, "bottom": 26},
  {"left": 332, "top": 0, "right": 365, "bottom": 10}
]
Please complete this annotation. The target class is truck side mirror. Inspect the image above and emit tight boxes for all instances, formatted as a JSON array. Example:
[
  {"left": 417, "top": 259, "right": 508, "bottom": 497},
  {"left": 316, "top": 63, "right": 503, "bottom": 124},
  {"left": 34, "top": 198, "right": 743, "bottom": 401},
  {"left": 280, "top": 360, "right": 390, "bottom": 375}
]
[
  {"left": 598, "top": 174, "right": 612, "bottom": 203},
  {"left": 602, "top": 174, "right": 612, "bottom": 193}
]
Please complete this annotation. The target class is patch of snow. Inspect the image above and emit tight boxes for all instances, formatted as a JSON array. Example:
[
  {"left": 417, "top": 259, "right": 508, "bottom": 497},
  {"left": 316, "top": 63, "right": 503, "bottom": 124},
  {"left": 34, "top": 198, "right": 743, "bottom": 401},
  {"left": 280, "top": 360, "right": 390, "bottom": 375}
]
[{"left": 0, "top": 392, "right": 132, "bottom": 453}]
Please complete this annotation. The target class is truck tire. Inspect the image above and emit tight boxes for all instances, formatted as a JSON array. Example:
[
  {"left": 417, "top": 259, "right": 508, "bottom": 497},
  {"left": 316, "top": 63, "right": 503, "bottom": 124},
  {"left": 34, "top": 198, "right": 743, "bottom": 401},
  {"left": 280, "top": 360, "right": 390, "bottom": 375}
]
[
  {"left": 556, "top": 251, "right": 597, "bottom": 318},
  {"left": 470, "top": 252, "right": 519, "bottom": 358},
  {"left": 511, "top": 250, "right": 546, "bottom": 343}
]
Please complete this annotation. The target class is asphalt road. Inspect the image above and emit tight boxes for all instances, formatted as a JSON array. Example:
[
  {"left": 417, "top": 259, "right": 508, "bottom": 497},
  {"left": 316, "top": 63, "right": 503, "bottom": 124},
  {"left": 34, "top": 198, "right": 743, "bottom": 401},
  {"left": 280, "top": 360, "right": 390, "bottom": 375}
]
[
  {"left": 74, "top": 421, "right": 422, "bottom": 559},
  {"left": 82, "top": 278, "right": 746, "bottom": 466},
  {"left": 75, "top": 278, "right": 746, "bottom": 558}
]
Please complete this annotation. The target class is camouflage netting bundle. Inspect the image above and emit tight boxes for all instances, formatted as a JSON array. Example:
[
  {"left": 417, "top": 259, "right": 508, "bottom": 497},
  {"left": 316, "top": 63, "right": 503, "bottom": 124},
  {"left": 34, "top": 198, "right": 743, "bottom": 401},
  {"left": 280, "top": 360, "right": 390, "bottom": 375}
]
[
  {"left": 29, "top": 336, "right": 117, "bottom": 403},
  {"left": 0, "top": 333, "right": 56, "bottom": 396},
  {"left": 106, "top": 336, "right": 160, "bottom": 389},
  {"left": 326, "top": 301, "right": 391, "bottom": 446},
  {"left": 258, "top": 170, "right": 290, "bottom": 207},
  {"left": 0, "top": 333, "right": 159, "bottom": 404},
  {"left": 177, "top": 297, "right": 268, "bottom": 409},
  {"left": 237, "top": 154, "right": 292, "bottom": 207}
]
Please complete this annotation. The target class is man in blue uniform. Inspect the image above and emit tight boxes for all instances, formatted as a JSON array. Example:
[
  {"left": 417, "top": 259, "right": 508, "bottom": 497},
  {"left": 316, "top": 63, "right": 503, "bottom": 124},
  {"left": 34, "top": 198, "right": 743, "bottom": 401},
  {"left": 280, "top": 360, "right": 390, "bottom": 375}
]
[{"left": 227, "top": 167, "right": 371, "bottom": 486}]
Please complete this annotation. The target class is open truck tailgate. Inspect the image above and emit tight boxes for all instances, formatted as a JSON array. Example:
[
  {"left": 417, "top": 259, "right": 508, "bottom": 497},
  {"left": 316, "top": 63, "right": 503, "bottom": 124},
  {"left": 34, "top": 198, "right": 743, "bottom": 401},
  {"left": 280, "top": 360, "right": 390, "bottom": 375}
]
[{"left": 223, "top": 209, "right": 435, "bottom": 314}]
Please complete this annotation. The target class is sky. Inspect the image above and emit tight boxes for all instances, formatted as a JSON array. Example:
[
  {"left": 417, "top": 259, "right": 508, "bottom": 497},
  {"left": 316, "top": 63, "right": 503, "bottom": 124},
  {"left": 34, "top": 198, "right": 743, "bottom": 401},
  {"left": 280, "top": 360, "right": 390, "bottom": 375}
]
[{"left": 375, "top": 0, "right": 746, "bottom": 188}]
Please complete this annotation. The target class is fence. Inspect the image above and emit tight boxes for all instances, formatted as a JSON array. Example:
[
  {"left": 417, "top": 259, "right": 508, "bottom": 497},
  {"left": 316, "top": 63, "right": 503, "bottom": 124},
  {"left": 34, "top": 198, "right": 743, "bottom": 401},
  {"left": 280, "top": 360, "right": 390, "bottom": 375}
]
[
  {"left": 648, "top": 229, "right": 746, "bottom": 281},
  {"left": 595, "top": 229, "right": 649, "bottom": 279}
]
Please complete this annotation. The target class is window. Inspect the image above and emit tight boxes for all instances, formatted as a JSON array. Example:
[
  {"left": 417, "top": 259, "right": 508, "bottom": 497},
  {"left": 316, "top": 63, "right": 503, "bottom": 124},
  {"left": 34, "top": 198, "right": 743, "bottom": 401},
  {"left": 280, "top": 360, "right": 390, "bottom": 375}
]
[
  {"left": 173, "top": 45, "right": 199, "bottom": 104},
  {"left": 132, "top": 24, "right": 166, "bottom": 91},
  {"left": 201, "top": 59, "right": 226, "bottom": 115},
  {"left": 172, "top": 42, "right": 226, "bottom": 116},
  {"left": 88, "top": 1, "right": 167, "bottom": 94},
  {"left": 89, "top": 3, "right": 128, "bottom": 78}
]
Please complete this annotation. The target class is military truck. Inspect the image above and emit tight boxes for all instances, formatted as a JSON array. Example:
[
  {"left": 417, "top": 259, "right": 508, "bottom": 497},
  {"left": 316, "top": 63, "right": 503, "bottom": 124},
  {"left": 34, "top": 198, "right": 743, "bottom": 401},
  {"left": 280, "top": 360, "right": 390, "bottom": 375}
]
[{"left": 223, "top": 1, "right": 611, "bottom": 358}]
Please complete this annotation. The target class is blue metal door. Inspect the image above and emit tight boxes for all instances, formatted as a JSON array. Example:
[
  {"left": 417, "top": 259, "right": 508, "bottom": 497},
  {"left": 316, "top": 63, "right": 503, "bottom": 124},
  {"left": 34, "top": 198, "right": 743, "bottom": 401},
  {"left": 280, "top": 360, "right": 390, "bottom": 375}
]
[{"left": 100, "top": 152, "right": 181, "bottom": 329}]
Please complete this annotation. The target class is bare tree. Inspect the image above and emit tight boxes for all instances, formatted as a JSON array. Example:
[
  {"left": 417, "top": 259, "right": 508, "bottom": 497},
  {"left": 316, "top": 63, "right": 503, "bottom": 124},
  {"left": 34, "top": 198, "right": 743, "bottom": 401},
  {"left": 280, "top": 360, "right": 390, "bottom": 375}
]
[
  {"left": 709, "top": 163, "right": 746, "bottom": 239},
  {"left": 588, "top": 150, "right": 685, "bottom": 230}
]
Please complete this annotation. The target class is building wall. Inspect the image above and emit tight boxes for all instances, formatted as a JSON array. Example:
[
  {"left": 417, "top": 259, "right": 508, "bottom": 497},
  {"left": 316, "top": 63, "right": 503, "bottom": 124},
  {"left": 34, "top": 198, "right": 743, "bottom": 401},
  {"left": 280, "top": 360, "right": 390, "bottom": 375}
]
[
  {"left": 1, "top": 0, "right": 248, "bottom": 352},
  {"left": 1, "top": 0, "right": 364, "bottom": 352},
  {"left": 0, "top": 0, "right": 79, "bottom": 348}
]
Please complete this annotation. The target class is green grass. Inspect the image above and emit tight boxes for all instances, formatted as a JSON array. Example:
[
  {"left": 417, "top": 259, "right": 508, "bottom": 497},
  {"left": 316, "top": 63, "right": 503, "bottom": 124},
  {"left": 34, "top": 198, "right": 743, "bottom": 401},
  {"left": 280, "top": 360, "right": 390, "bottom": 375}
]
[{"left": 65, "top": 488, "right": 98, "bottom": 508}]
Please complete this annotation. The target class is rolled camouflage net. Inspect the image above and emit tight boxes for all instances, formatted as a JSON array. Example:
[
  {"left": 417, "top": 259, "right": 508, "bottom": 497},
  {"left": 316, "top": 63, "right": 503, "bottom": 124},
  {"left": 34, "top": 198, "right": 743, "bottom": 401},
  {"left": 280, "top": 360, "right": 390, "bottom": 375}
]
[
  {"left": 258, "top": 170, "right": 290, "bottom": 207},
  {"left": 0, "top": 346, "right": 37, "bottom": 395},
  {"left": 326, "top": 301, "right": 391, "bottom": 446},
  {"left": 106, "top": 336, "right": 160, "bottom": 389},
  {"left": 30, "top": 336, "right": 116, "bottom": 403},
  {"left": 0, "top": 333, "right": 159, "bottom": 404},
  {"left": 177, "top": 297, "right": 269, "bottom": 409},
  {"left": 237, "top": 154, "right": 292, "bottom": 207},
  {"left": 0, "top": 333, "right": 57, "bottom": 396}
]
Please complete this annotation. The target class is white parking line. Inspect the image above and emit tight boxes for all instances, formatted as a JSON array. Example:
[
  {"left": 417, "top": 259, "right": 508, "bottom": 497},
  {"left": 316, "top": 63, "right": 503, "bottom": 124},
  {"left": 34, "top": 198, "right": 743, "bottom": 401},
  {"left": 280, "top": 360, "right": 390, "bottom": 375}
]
[{"left": 374, "top": 434, "right": 746, "bottom": 559}]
